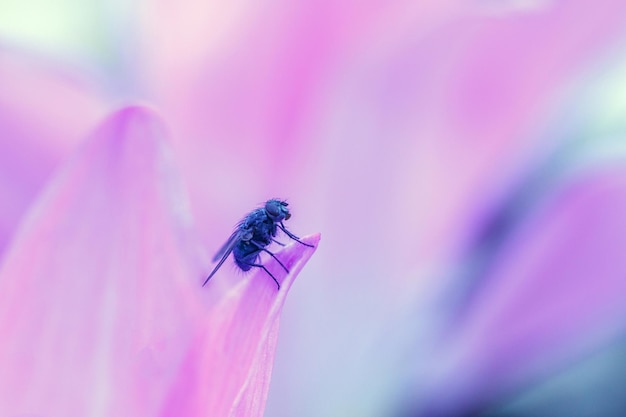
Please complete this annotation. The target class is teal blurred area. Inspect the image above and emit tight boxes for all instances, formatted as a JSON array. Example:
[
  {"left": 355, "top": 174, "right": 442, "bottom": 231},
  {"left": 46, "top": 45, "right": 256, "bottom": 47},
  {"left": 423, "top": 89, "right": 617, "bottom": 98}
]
[{"left": 483, "top": 336, "right": 626, "bottom": 417}]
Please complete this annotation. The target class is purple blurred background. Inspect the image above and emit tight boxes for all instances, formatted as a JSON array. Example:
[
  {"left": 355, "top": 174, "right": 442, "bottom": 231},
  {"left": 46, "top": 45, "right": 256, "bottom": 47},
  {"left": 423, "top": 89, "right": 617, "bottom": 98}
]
[{"left": 2, "top": 1, "right": 626, "bottom": 416}]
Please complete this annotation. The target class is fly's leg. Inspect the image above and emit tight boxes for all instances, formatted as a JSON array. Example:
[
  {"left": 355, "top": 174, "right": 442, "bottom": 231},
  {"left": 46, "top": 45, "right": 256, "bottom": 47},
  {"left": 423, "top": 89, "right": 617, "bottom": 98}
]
[
  {"left": 279, "top": 223, "right": 314, "bottom": 248},
  {"left": 241, "top": 261, "right": 280, "bottom": 290},
  {"left": 250, "top": 240, "right": 289, "bottom": 273},
  {"left": 272, "top": 239, "right": 286, "bottom": 246}
]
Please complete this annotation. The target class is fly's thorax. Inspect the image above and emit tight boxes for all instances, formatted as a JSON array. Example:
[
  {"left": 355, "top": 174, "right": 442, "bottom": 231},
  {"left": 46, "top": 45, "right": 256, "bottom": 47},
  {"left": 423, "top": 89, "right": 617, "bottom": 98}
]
[{"left": 240, "top": 230, "right": 253, "bottom": 241}]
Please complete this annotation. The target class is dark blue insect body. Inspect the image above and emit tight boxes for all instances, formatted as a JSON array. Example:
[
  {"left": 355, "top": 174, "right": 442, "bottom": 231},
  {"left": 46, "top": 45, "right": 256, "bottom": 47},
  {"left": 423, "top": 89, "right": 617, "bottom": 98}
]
[{"left": 203, "top": 199, "right": 313, "bottom": 289}]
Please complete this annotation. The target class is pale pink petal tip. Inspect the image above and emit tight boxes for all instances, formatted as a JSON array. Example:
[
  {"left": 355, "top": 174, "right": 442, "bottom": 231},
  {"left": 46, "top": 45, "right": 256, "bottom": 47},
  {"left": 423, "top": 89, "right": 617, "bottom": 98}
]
[
  {"left": 263, "top": 232, "right": 320, "bottom": 291},
  {"left": 230, "top": 232, "right": 320, "bottom": 416},
  {"left": 161, "top": 233, "right": 320, "bottom": 417}
]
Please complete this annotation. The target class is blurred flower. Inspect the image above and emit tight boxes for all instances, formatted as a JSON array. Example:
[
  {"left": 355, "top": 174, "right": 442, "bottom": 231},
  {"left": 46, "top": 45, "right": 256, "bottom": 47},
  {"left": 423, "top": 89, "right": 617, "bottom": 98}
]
[
  {"left": 0, "top": 105, "right": 318, "bottom": 416},
  {"left": 2, "top": 0, "right": 626, "bottom": 416}
]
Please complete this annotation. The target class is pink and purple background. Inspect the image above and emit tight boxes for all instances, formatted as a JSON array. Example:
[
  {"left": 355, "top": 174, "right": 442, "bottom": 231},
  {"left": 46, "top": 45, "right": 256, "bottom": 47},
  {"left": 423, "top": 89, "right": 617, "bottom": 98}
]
[{"left": 2, "top": 1, "right": 626, "bottom": 416}]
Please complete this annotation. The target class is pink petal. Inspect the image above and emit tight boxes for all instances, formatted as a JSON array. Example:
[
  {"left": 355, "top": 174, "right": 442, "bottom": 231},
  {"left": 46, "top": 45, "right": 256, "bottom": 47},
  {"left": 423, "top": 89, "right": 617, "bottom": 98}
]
[
  {"left": 0, "top": 105, "right": 319, "bottom": 416},
  {"left": 425, "top": 166, "right": 626, "bottom": 413},
  {"left": 0, "top": 47, "right": 108, "bottom": 256},
  {"left": 160, "top": 233, "right": 320, "bottom": 417}
]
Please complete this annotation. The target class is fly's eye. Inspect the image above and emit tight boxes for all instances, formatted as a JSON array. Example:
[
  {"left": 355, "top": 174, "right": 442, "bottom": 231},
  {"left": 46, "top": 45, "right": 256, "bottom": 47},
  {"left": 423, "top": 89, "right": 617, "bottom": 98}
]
[
  {"left": 266, "top": 202, "right": 280, "bottom": 217},
  {"left": 284, "top": 212, "right": 291, "bottom": 220}
]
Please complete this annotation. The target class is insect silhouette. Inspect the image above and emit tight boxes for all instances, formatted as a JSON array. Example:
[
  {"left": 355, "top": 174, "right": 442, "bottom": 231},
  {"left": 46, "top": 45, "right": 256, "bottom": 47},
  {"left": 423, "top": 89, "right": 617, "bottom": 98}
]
[{"left": 203, "top": 199, "right": 314, "bottom": 289}]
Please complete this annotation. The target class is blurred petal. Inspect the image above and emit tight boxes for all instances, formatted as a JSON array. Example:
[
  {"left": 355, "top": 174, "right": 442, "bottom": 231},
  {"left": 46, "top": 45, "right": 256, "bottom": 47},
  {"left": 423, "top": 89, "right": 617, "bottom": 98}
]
[
  {"left": 0, "top": 47, "right": 108, "bottom": 256},
  {"left": 136, "top": 0, "right": 461, "bottom": 246},
  {"left": 325, "top": 0, "right": 626, "bottom": 268},
  {"left": 267, "top": 2, "right": 626, "bottom": 415},
  {"left": 0, "top": 105, "right": 319, "bottom": 416},
  {"left": 422, "top": 166, "right": 626, "bottom": 415},
  {"left": 0, "top": 105, "right": 197, "bottom": 415}
]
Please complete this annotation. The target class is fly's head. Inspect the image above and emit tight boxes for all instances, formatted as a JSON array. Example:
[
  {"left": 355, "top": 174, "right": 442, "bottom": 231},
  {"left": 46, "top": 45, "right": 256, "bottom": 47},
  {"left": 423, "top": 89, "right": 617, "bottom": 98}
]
[{"left": 265, "top": 199, "right": 291, "bottom": 222}]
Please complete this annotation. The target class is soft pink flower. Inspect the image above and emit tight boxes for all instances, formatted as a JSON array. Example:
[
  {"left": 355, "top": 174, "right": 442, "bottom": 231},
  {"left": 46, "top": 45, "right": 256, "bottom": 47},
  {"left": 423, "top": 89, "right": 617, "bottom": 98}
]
[
  {"left": 3, "top": 0, "right": 626, "bottom": 416},
  {"left": 0, "top": 105, "right": 319, "bottom": 416}
]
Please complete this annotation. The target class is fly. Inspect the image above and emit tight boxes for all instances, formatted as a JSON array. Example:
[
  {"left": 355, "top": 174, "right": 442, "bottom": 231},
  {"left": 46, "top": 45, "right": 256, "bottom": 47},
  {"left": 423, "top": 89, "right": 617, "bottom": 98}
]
[{"left": 203, "top": 199, "right": 314, "bottom": 289}]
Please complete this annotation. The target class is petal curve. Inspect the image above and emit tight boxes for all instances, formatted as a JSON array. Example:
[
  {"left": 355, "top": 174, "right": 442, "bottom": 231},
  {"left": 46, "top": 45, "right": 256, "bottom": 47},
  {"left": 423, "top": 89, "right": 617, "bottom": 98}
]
[{"left": 0, "top": 105, "right": 200, "bottom": 416}]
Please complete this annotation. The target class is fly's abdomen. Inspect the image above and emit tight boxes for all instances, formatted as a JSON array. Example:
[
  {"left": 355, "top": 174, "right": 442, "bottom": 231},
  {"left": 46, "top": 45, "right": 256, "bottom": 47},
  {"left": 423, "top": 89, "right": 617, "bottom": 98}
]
[
  {"left": 235, "top": 259, "right": 253, "bottom": 271},
  {"left": 233, "top": 242, "right": 261, "bottom": 271}
]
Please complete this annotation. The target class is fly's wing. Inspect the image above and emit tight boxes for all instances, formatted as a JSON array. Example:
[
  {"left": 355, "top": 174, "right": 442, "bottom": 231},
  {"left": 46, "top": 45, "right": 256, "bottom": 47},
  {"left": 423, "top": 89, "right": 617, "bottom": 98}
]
[
  {"left": 203, "top": 230, "right": 240, "bottom": 287},
  {"left": 212, "top": 230, "right": 241, "bottom": 262},
  {"left": 203, "top": 246, "right": 235, "bottom": 286}
]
